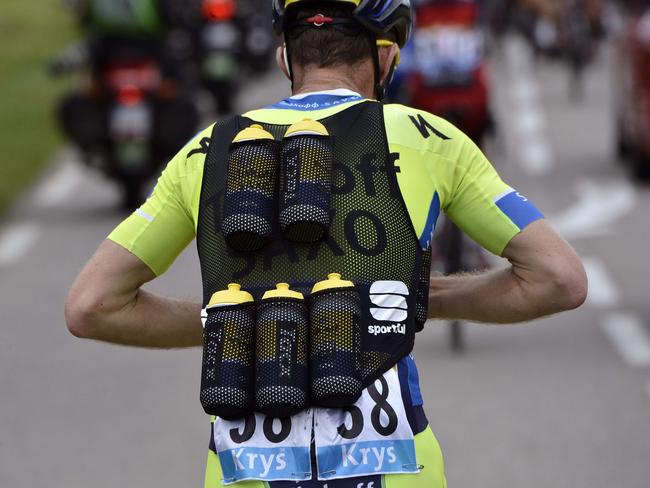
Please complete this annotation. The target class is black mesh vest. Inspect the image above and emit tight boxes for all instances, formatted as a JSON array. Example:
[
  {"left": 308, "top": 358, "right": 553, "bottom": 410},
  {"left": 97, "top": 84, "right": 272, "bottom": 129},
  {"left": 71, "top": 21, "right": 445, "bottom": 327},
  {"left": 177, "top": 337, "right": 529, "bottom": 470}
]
[{"left": 197, "top": 101, "right": 430, "bottom": 388}]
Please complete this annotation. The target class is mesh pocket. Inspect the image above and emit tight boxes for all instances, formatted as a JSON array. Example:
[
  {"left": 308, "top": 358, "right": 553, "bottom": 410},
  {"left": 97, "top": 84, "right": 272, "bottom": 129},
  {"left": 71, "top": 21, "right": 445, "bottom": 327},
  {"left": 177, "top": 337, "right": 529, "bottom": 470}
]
[
  {"left": 223, "top": 138, "right": 280, "bottom": 252},
  {"left": 200, "top": 303, "right": 256, "bottom": 419},
  {"left": 309, "top": 288, "right": 362, "bottom": 407},
  {"left": 279, "top": 134, "right": 332, "bottom": 243},
  {"left": 255, "top": 298, "right": 309, "bottom": 417}
]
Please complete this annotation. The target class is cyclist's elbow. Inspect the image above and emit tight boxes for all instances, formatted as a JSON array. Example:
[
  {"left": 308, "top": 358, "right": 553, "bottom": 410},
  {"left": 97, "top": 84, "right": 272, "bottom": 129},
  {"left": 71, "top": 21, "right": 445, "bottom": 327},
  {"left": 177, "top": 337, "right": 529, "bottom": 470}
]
[
  {"left": 65, "top": 286, "right": 106, "bottom": 339},
  {"left": 546, "top": 256, "right": 588, "bottom": 313}
]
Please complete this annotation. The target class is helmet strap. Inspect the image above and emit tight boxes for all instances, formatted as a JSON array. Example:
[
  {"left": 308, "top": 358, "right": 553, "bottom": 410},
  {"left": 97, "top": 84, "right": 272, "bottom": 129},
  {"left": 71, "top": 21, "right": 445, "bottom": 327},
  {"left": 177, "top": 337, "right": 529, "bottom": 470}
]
[
  {"left": 283, "top": 42, "right": 295, "bottom": 91},
  {"left": 369, "top": 32, "right": 384, "bottom": 102}
]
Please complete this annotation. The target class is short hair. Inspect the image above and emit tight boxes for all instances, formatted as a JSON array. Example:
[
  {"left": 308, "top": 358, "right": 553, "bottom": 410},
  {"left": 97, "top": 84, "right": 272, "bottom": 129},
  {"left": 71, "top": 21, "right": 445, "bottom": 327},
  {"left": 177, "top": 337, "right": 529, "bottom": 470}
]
[{"left": 285, "top": 3, "right": 374, "bottom": 70}]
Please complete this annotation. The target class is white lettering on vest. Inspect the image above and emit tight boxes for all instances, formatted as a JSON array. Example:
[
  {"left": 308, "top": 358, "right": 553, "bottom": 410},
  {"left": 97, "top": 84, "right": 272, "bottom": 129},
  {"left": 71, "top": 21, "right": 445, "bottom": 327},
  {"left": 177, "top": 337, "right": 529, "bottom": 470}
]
[{"left": 367, "top": 323, "right": 406, "bottom": 336}]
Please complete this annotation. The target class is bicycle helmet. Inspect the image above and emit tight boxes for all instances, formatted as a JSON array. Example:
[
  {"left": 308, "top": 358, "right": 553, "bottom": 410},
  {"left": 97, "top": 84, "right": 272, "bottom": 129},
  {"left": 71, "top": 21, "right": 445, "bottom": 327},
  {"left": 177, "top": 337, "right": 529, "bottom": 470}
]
[
  {"left": 273, "top": 0, "right": 412, "bottom": 47},
  {"left": 273, "top": 0, "right": 412, "bottom": 100}
]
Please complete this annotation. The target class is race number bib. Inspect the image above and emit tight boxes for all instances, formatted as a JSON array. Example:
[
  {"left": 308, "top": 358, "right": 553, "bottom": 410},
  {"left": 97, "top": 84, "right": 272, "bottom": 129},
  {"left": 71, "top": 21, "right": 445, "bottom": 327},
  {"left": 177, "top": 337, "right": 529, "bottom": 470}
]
[
  {"left": 314, "top": 368, "right": 418, "bottom": 480},
  {"left": 213, "top": 411, "right": 313, "bottom": 484},
  {"left": 414, "top": 26, "right": 483, "bottom": 84}
]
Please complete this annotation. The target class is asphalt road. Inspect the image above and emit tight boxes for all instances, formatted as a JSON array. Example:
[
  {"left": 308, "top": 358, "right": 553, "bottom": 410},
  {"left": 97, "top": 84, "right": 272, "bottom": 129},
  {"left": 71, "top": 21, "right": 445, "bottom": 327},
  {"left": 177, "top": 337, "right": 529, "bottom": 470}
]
[{"left": 1, "top": 38, "right": 649, "bottom": 488}]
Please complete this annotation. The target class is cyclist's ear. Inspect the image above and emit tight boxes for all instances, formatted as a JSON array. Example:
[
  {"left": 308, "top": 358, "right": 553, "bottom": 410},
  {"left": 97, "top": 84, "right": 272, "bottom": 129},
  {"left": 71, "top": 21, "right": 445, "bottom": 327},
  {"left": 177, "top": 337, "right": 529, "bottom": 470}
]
[
  {"left": 276, "top": 45, "right": 291, "bottom": 81},
  {"left": 378, "top": 43, "right": 400, "bottom": 85}
]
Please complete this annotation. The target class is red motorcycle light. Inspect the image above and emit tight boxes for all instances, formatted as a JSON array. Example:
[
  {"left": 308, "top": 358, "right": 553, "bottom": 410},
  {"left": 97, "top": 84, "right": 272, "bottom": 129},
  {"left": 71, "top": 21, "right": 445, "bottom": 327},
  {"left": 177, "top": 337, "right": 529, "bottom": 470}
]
[
  {"left": 203, "top": 0, "right": 236, "bottom": 21},
  {"left": 118, "top": 85, "right": 144, "bottom": 106}
]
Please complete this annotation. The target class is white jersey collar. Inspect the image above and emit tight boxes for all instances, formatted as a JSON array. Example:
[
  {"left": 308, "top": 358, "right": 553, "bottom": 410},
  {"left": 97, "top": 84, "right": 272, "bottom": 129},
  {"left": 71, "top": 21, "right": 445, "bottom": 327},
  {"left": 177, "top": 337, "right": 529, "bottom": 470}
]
[{"left": 289, "top": 89, "right": 363, "bottom": 100}]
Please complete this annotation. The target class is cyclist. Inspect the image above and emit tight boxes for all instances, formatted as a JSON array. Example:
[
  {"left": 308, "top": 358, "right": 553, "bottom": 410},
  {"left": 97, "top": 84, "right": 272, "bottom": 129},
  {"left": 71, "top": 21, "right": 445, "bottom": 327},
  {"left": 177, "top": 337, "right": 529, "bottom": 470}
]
[{"left": 65, "top": 0, "right": 588, "bottom": 487}]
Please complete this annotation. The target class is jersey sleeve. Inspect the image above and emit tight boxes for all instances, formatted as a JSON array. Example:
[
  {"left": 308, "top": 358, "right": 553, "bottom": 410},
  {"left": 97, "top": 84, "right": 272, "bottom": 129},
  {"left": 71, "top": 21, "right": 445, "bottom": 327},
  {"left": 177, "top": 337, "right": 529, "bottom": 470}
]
[
  {"left": 441, "top": 129, "right": 544, "bottom": 256},
  {"left": 107, "top": 125, "right": 213, "bottom": 276},
  {"left": 385, "top": 104, "right": 543, "bottom": 257}
]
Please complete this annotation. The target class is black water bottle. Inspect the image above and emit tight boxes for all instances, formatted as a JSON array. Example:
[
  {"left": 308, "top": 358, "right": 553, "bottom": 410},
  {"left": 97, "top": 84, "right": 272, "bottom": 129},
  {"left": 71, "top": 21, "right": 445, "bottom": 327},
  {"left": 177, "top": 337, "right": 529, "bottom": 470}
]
[
  {"left": 309, "top": 274, "right": 363, "bottom": 407},
  {"left": 255, "top": 283, "right": 309, "bottom": 417},
  {"left": 200, "top": 284, "right": 256, "bottom": 420},
  {"left": 279, "top": 119, "right": 333, "bottom": 243},
  {"left": 223, "top": 124, "right": 280, "bottom": 252}
]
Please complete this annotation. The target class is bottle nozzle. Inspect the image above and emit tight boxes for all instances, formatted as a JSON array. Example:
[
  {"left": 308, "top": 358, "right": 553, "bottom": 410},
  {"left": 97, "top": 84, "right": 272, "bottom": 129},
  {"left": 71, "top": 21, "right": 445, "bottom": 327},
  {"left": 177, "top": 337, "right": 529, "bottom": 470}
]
[
  {"left": 262, "top": 283, "right": 304, "bottom": 300},
  {"left": 207, "top": 283, "right": 253, "bottom": 307},
  {"left": 311, "top": 273, "right": 354, "bottom": 294}
]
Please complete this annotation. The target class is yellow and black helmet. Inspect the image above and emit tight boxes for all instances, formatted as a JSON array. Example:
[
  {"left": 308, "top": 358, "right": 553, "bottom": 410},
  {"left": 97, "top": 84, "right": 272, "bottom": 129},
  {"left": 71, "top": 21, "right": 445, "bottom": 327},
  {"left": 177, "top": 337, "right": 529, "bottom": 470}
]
[{"left": 272, "top": 0, "right": 413, "bottom": 48}]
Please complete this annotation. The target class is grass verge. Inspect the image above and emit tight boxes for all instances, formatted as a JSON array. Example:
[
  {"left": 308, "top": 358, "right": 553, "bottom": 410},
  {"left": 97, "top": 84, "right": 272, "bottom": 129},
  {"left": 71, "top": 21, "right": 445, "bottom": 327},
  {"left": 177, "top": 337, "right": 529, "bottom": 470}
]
[{"left": 0, "top": 2, "right": 76, "bottom": 216}]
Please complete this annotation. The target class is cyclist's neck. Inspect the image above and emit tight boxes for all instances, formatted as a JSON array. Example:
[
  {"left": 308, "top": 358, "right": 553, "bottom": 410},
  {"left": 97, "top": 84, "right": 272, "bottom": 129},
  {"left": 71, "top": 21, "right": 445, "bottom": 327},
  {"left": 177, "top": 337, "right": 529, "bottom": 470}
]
[{"left": 292, "top": 66, "right": 375, "bottom": 100}]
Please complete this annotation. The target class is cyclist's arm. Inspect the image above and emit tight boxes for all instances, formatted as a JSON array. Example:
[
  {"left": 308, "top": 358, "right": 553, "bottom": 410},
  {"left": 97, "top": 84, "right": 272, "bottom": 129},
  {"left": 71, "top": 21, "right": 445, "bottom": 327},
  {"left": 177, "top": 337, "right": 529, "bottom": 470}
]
[
  {"left": 428, "top": 219, "right": 587, "bottom": 323},
  {"left": 428, "top": 128, "right": 587, "bottom": 323},
  {"left": 65, "top": 127, "right": 212, "bottom": 347},
  {"left": 65, "top": 240, "right": 202, "bottom": 347}
]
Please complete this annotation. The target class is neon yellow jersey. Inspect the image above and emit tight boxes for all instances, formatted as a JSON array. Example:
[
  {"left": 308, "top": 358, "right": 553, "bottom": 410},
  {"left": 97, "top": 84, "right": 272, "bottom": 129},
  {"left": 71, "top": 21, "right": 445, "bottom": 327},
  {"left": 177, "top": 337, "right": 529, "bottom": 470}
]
[
  {"left": 110, "top": 95, "right": 541, "bottom": 276},
  {"left": 108, "top": 91, "right": 543, "bottom": 488}
]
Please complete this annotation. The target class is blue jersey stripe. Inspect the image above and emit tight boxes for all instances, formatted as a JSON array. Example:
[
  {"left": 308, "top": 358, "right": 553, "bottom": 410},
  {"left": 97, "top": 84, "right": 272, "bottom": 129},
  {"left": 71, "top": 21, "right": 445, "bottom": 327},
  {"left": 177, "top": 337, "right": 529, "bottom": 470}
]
[
  {"left": 419, "top": 191, "right": 441, "bottom": 250},
  {"left": 495, "top": 190, "right": 544, "bottom": 231},
  {"left": 269, "top": 94, "right": 363, "bottom": 111},
  {"left": 405, "top": 355, "right": 424, "bottom": 407}
]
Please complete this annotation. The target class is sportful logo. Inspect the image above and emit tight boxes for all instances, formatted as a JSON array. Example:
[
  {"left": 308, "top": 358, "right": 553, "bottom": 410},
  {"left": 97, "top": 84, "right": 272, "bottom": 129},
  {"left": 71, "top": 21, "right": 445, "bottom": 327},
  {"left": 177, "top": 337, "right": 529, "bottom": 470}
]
[
  {"left": 368, "top": 281, "right": 409, "bottom": 335},
  {"left": 368, "top": 323, "right": 406, "bottom": 336}
]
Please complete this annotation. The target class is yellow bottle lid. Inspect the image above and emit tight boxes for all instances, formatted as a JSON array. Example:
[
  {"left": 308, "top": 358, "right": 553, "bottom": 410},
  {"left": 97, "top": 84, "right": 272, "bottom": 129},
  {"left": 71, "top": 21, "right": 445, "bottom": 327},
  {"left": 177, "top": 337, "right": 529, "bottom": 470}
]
[
  {"left": 311, "top": 273, "right": 354, "bottom": 294},
  {"left": 232, "top": 124, "right": 275, "bottom": 144},
  {"left": 284, "top": 119, "right": 329, "bottom": 138},
  {"left": 262, "top": 283, "right": 304, "bottom": 300},
  {"left": 207, "top": 284, "right": 254, "bottom": 309}
]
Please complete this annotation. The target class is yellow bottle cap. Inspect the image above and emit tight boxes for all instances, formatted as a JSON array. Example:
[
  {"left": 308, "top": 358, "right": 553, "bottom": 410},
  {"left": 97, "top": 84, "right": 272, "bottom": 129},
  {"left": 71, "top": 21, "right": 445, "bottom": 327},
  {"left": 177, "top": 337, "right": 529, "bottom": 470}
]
[
  {"left": 263, "top": 283, "right": 304, "bottom": 300},
  {"left": 284, "top": 119, "right": 329, "bottom": 138},
  {"left": 311, "top": 273, "right": 354, "bottom": 294},
  {"left": 232, "top": 124, "right": 275, "bottom": 144},
  {"left": 207, "top": 284, "right": 254, "bottom": 308}
]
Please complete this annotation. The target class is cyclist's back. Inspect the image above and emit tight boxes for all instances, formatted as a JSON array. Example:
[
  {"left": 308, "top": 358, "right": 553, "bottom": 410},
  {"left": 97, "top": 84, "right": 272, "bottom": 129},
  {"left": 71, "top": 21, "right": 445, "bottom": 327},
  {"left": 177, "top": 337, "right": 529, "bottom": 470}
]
[
  {"left": 108, "top": 90, "right": 543, "bottom": 488},
  {"left": 65, "top": 1, "right": 588, "bottom": 487}
]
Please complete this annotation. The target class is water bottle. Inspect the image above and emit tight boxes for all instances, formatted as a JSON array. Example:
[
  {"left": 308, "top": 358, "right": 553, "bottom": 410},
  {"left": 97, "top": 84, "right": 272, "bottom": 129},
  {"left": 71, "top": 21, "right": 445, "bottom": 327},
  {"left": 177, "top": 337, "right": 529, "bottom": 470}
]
[
  {"left": 223, "top": 124, "right": 280, "bottom": 252},
  {"left": 200, "top": 284, "right": 256, "bottom": 420},
  {"left": 309, "top": 274, "right": 363, "bottom": 407},
  {"left": 279, "top": 119, "right": 332, "bottom": 243},
  {"left": 255, "top": 283, "right": 309, "bottom": 417}
]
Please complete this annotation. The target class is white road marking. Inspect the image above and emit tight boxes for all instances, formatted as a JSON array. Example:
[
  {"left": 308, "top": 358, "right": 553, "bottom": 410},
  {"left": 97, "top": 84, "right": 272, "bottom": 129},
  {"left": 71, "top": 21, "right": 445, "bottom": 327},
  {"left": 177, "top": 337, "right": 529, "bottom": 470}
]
[
  {"left": 520, "top": 139, "right": 553, "bottom": 174},
  {"left": 551, "top": 178, "right": 636, "bottom": 240},
  {"left": 505, "top": 37, "right": 533, "bottom": 70},
  {"left": 504, "top": 37, "right": 554, "bottom": 175},
  {"left": 602, "top": 313, "right": 650, "bottom": 368},
  {"left": 514, "top": 109, "right": 545, "bottom": 134},
  {"left": 34, "top": 160, "right": 84, "bottom": 207},
  {"left": 582, "top": 258, "right": 620, "bottom": 308},
  {"left": 0, "top": 222, "right": 40, "bottom": 267},
  {"left": 511, "top": 78, "right": 540, "bottom": 103}
]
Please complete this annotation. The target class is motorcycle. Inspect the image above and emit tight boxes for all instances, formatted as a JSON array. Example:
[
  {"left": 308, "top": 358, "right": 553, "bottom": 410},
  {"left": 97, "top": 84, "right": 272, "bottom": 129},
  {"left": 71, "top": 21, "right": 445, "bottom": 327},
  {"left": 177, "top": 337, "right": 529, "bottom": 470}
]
[
  {"left": 238, "top": 0, "right": 276, "bottom": 75},
  {"left": 196, "top": 0, "right": 242, "bottom": 114},
  {"left": 53, "top": 40, "right": 199, "bottom": 209},
  {"left": 407, "top": 0, "right": 491, "bottom": 144},
  {"left": 193, "top": 0, "right": 275, "bottom": 114}
]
